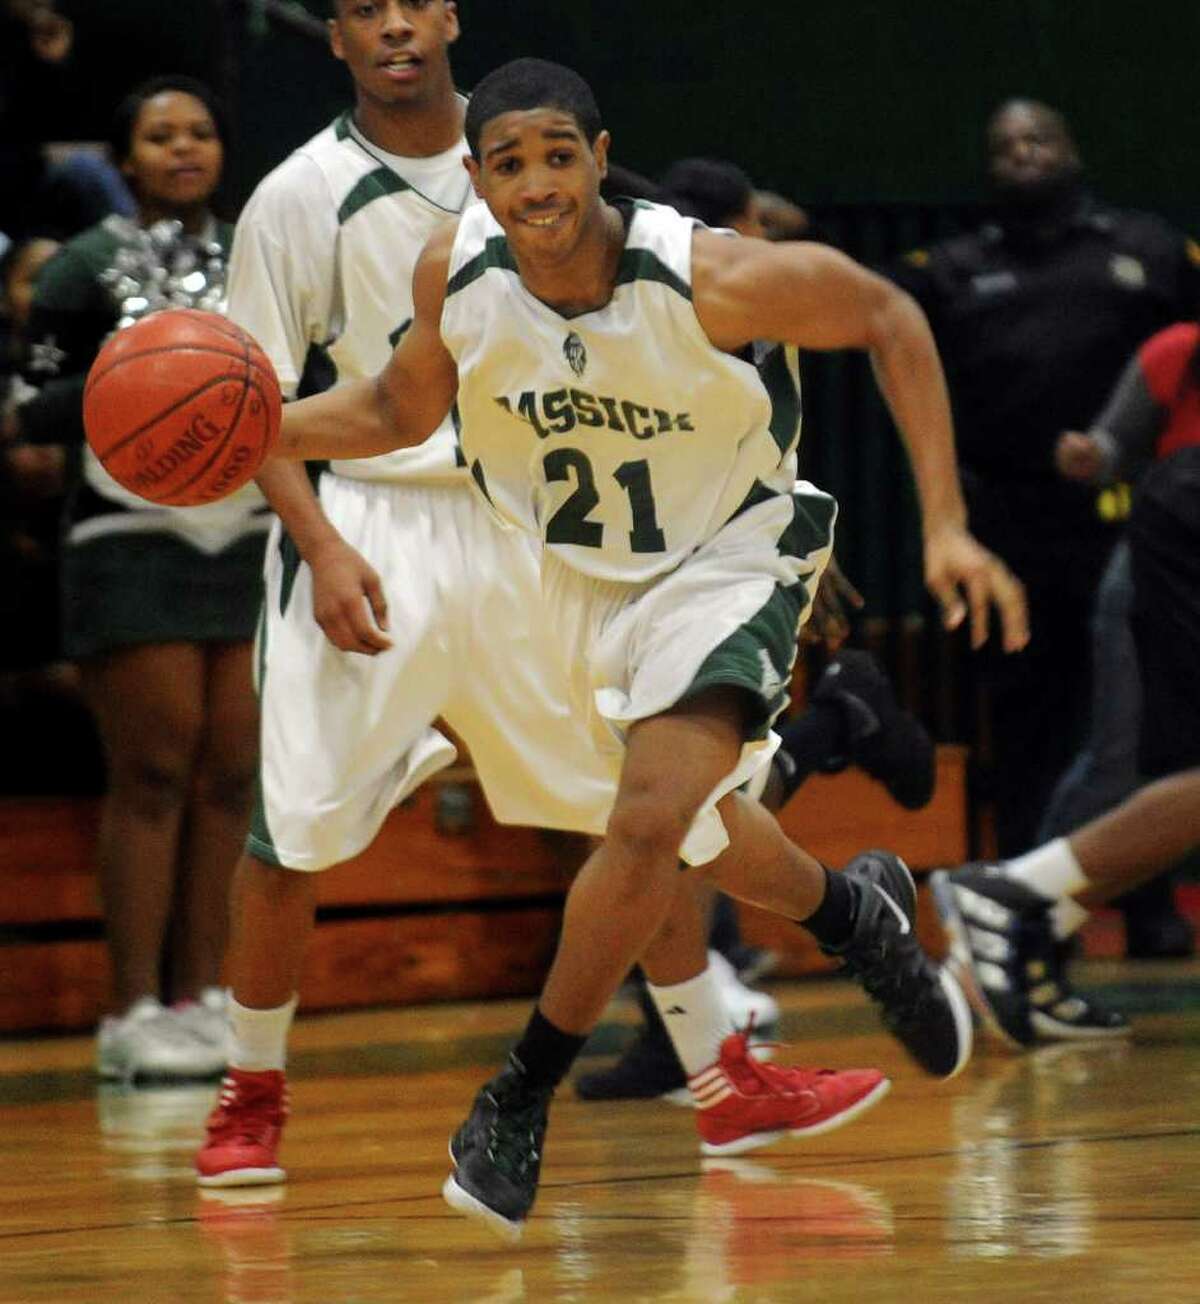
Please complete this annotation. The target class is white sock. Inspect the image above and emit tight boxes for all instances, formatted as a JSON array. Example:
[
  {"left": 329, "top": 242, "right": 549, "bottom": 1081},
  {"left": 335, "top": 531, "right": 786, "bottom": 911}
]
[
  {"left": 647, "top": 965, "right": 735, "bottom": 1077},
  {"left": 228, "top": 992, "right": 298, "bottom": 1071},
  {"left": 1050, "top": 897, "right": 1090, "bottom": 941},
  {"left": 1005, "top": 838, "right": 1089, "bottom": 901}
]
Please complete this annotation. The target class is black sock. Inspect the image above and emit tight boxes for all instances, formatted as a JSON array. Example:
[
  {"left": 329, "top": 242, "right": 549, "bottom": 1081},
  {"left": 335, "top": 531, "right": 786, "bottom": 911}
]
[
  {"left": 509, "top": 1007, "right": 589, "bottom": 1092},
  {"left": 774, "top": 701, "right": 849, "bottom": 802},
  {"left": 799, "top": 866, "right": 860, "bottom": 950}
]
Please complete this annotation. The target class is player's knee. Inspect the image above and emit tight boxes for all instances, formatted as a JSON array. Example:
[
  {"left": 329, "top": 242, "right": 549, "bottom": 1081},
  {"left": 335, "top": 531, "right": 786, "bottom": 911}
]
[
  {"left": 606, "top": 792, "right": 691, "bottom": 873},
  {"left": 192, "top": 758, "right": 257, "bottom": 820},
  {"left": 110, "top": 754, "right": 192, "bottom": 821}
]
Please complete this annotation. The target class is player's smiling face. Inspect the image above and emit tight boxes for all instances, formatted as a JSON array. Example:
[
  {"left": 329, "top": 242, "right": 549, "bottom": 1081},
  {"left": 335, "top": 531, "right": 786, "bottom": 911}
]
[
  {"left": 330, "top": 0, "right": 459, "bottom": 105},
  {"left": 124, "top": 91, "right": 223, "bottom": 215},
  {"left": 467, "top": 109, "right": 610, "bottom": 264}
]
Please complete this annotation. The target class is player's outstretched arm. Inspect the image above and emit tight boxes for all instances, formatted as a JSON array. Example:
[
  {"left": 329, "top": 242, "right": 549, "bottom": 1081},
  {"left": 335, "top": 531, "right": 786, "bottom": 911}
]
[
  {"left": 692, "top": 233, "right": 1028, "bottom": 652},
  {"left": 273, "top": 226, "right": 459, "bottom": 463}
]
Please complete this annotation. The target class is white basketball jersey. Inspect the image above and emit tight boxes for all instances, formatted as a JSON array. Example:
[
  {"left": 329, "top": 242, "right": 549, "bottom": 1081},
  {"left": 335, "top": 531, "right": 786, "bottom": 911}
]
[
  {"left": 228, "top": 109, "right": 474, "bottom": 484},
  {"left": 441, "top": 200, "right": 802, "bottom": 581}
]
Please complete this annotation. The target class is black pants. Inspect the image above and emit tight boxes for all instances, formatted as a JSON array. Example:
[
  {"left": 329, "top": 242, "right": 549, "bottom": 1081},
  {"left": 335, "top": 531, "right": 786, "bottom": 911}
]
[
  {"left": 1129, "top": 448, "right": 1200, "bottom": 778},
  {"left": 974, "top": 530, "right": 1117, "bottom": 857}
]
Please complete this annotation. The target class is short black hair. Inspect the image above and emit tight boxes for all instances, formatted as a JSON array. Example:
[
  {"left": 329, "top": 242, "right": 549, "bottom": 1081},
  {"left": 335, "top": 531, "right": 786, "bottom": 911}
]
[
  {"left": 660, "top": 157, "right": 753, "bottom": 228},
  {"left": 465, "top": 58, "right": 601, "bottom": 159},
  {"left": 107, "top": 75, "right": 230, "bottom": 166}
]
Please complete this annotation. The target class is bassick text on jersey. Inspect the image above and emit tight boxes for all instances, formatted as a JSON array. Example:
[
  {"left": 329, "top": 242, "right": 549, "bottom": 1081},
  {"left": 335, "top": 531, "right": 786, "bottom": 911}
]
[{"left": 494, "top": 388, "right": 695, "bottom": 440}]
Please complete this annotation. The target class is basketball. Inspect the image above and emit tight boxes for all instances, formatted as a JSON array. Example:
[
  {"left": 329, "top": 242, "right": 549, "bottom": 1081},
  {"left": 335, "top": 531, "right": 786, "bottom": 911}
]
[{"left": 82, "top": 307, "right": 282, "bottom": 507}]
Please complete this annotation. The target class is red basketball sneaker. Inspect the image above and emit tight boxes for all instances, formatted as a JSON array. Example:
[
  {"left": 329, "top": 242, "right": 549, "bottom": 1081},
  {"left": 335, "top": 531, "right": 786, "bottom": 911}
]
[
  {"left": 690, "top": 1030, "right": 890, "bottom": 1156},
  {"left": 196, "top": 1068, "right": 289, "bottom": 1187}
]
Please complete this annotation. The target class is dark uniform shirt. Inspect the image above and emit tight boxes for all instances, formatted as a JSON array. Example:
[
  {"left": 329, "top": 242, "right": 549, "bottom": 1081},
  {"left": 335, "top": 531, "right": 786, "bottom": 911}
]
[{"left": 890, "top": 195, "right": 1200, "bottom": 562}]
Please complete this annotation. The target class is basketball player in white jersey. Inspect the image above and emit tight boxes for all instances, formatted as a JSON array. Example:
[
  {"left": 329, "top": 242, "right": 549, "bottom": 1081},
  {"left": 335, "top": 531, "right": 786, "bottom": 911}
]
[
  {"left": 269, "top": 59, "right": 1029, "bottom": 1239},
  {"left": 195, "top": 5, "right": 877, "bottom": 1191}
]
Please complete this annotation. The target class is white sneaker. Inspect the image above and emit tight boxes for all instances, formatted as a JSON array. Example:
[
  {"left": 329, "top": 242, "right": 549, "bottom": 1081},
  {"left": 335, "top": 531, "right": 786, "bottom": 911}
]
[
  {"left": 174, "top": 987, "right": 232, "bottom": 1060},
  {"left": 708, "top": 950, "right": 780, "bottom": 1033},
  {"left": 96, "top": 996, "right": 227, "bottom": 1082}
]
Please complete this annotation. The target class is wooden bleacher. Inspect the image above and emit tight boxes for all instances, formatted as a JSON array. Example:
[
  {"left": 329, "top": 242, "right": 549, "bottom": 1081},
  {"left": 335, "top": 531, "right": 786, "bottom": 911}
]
[{"left": 0, "top": 747, "right": 968, "bottom": 1034}]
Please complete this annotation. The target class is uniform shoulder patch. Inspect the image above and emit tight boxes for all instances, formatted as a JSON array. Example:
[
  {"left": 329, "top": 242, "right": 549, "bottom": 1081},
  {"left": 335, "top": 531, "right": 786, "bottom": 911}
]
[
  {"left": 903, "top": 248, "right": 931, "bottom": 268},
  {"left": 1186, "top": 238, "right": 1200, "bottom": 267}
]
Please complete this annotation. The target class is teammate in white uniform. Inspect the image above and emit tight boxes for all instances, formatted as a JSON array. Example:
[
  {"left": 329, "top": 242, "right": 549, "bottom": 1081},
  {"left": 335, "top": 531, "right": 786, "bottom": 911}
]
[
  {"left": 196, "top": 4, "right": 808, "bottom": 1192},
  {"left": 271, "top": 59, "right": 1029, "bottom": 1240}
]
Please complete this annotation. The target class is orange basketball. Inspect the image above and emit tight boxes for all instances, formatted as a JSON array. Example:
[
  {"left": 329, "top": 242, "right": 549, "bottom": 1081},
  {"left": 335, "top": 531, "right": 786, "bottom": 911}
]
[{"left": 83, "top": 307, "right": 281, "bottom": 507}]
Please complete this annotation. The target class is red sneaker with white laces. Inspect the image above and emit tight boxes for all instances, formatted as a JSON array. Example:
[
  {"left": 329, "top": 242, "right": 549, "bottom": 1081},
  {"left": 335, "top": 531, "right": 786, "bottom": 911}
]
[
  {"left": 690, "top": 1030, "right": 890, "bottom": 1156},
  {"left": 195, "top": 1068, "right": 289, "bottom": 1187}
]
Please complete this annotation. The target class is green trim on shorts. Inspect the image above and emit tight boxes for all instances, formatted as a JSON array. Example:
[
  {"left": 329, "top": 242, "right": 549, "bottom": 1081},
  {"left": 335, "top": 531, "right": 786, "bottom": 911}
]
[
  {"left": 779, "top": 487, "right": 837, "bottom": 581},
  {"left": 278, "top": 531, "right": 302, "bottom": 617},
  {"left": 247, "top": 584, "right": 282, "bottom": 867},
  {"left": 684, "top": 485, "right": 836, "bottom": 737},
  {"left": 683, "top": 582, "right": 803, "bottom": 740}
]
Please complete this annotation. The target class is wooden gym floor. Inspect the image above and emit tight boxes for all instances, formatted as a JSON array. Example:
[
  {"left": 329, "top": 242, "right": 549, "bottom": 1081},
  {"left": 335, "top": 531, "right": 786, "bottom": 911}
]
[{"left": 0, "top": 960, "right": 1197, "bottom": 1303}]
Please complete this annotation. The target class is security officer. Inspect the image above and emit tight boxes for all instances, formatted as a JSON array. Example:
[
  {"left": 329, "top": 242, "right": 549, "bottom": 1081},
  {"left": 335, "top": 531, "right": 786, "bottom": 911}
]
[{"left": 891, "top": 98, "right": 1200, "bottom": 858}]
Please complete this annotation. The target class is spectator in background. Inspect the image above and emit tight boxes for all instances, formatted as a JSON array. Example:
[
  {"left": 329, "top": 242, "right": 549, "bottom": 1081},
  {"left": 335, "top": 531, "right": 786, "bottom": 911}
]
[
  {"left": 0, "top": 232, "right": 94, "bottom": 796},
  {"left": 1, "top": 1, "right": 73, "bottom": 241},
  {"left": 1040, "top": 319, "right": 1200, "bottom": 957},
  {"left": 33, "top": 149, "right": 136, "bottom": 241},
  {"left": 890, "top": 99, "right": 1200, "bottom": 865},
  {"left": 660, "top": 155, "right": 766, "bottom": 237},
  {"left": 755, "top": 189, "right": 811, "bottom": 242},
  {"left": 1, "top": 234, "right": 64, "bottom": 672},
  {"left": 660, "top": 160, "right": 811, "bottom": 244},
  {"left": 1, "top": 1, "right": 134, "bottom": 245},
  {"left": 10, "top": 75, "right": 270, "bottom": 1081},
  {"left": 933, "top": 446, "right": 1200, "bottom": 1041}
]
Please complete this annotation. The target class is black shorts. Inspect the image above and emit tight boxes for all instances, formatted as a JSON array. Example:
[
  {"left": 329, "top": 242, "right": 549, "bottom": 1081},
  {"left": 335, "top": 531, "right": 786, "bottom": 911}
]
[{"left": 1129, "top": 448, "right": 1200, "bottom": 778}]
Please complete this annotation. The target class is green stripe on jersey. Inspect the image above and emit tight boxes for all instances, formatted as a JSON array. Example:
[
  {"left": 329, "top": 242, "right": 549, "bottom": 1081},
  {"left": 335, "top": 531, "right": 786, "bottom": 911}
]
[
  {"left": 757, "top": 343, "right": 801, "bottom": 457},
  {"left": 613, "top": 248, "right": 691, "bottom": 300},
  {"left": 338, "top": 167, "right": 412, "bottom": 225},
  {"left": 446, "top": 238, "right": 691, "bottom": 301},
  {"left": 446, "top": 235, "right": 519, "bottom": 296}
]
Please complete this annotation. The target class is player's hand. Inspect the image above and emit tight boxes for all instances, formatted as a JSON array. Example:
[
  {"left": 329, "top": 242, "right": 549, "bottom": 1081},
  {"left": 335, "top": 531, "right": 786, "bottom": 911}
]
[
  {"left": 924, "top": 523, "right": 1028, "bottom": 653},
  {"left": 307, "top": 537, "right": 392, "bottom": 655},
  {"left": 1055, "top": 431, "right": 1104, "bottom": 482},
  {"left": 802, "top": 555, "right": 864, "bottom": 650}
]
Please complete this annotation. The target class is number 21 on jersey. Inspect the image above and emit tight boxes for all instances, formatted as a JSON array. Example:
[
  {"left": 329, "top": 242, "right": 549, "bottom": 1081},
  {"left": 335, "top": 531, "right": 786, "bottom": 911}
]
[{"left": 543, "top": 449, "right": 665, "bottom": 553}]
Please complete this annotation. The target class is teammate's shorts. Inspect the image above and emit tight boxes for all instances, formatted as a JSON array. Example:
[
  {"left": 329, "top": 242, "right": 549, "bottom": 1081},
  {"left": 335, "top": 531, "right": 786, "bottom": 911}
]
[
  {"left": 250, "top": 475, "right": 615, "bottom": 871},
  {"left": 541, "top": 483, "right": 836, "bottom": 866},
  {"left": 1129, "top": 448, "right": 1200, "bottom": 777}
]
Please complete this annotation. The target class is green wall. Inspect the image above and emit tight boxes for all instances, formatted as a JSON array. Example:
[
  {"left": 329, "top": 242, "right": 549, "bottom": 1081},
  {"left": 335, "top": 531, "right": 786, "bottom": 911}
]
[{"left": 67, "top": 1, "right": 1200, "bottom": 228}]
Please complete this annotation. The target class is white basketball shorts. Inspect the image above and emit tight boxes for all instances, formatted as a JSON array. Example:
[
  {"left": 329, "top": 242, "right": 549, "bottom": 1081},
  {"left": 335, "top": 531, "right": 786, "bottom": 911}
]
[
  {"left": 250, "top": 474, "right": 616, "bottom": 871},
  {"left": 540, "top": 483, "right": 836, "bottom": 867}
]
